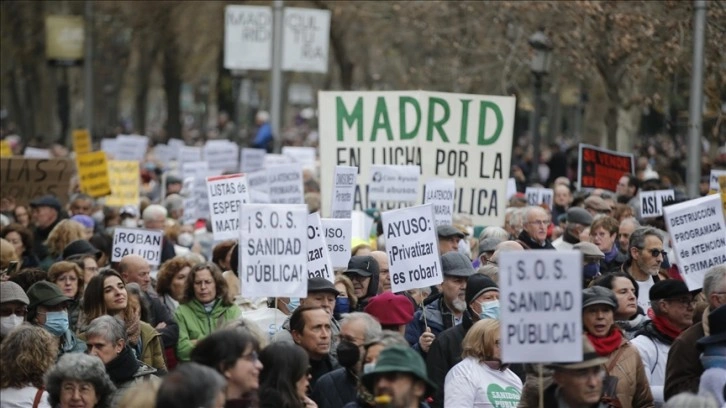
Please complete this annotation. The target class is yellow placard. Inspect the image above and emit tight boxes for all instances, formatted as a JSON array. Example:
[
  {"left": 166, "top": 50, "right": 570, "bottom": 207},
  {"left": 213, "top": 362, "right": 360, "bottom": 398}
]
[
  {"left": 0, "top": 140, "right": 11, "bottom": 157},
  {"left": 76, "top": 151, "right": 111, "bottom": 198},
  {"left": 106, "top": 160, "right": 140, "bottom": 207},
  {"left": 72, "top": 129, "right": 91, "bottom": 154}
]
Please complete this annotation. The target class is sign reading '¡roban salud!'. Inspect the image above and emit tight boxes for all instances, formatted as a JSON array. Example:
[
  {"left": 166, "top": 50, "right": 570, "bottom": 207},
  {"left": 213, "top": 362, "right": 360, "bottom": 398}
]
[
  {"left": 319, "top": 91, "right": 515, "bottom": 227},
  {"left": 112, "top": 227, "right": 163, "bottom": 266}
]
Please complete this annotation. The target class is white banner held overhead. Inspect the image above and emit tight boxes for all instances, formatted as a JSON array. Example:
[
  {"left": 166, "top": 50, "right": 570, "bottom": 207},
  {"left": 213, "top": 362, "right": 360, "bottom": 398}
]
[
  {"left": 224, "top": 5, "right": 273, "bottom": 70},
  {"left": 321, "top": 218, "right": 352, "bottom": 269},
  {"left": 247, "top": 169, "right": 270, "bottom": 204},
  {"left": 179, "top": 146, "right": 202, "bottom": 163},
  {"left": 204, "top": 141, "right": 239, "bottom": 173},
  {"left": 282, "top": 146, "right": 317, "bottom": 170},
  {"left": 524, "top": 187, "right": 554, "bottom": 210},
  {"left": 267, "top": 164, "right": 304, "bottom": 204},
  {"left": 382, "top": 204, "right": 441, "bottom": 293},
  {"left": 281, "top": 7, "right": 331, "bottom": 73},
  {"left": 423, "top": 178, "right": 456, "bottom": 227},
  {"left": 368, "top": 164, "right": 420, "bottom": 204},
  {"left": 306, "top": 213, "right": 334, "bottom": 282},
  {"left": 153, "top": 144, "right": 178, "bottom": 165},
  {"left": 331, "top": 166, "right": 358, "bottom": 219},
  {"left": 499, "top": 250, "right": 583, "bottom": 363},
  {"left": 663, "top": 194, "right": 726, "bottom": 291},
  {"left": 240, "top": 204, "right": 308, "bottom": 298},
  {"left": 115, "top": 135, "right": 148, "bottom": 162},
  {"left": 207, "top": 174, "right": 251, "bottom": 241},
  {"left": 240, "top": 148, "right": 266, "bottom": 173},
  {"left": 639, "top": 189, "right": 675, "bottom": 218},
  {"left": 112, "top": 227, "right": 163, "bottom": 265}
]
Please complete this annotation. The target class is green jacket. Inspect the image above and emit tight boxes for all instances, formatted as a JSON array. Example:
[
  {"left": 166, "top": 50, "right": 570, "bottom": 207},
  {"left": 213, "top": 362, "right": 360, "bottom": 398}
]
[{"left": 174, "top": 298, "right": 241, "bottom": 361}]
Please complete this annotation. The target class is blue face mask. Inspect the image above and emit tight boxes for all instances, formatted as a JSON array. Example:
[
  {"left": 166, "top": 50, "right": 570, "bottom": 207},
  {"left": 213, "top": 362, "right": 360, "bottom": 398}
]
[
  {"left": 286, "top": 298, "right": 300, "bottom": 313},
  {"left": 583, "top": 263, "right": 601, "bottom": 279},
  {"left": 43, "top": 311, "right": 69, "bottom": 337},
  {"left": 478, "top": 300, "right": 500, "bottom": 320},
  {"left": 334, "top": 297, "right": 350, "bottom": 316}
]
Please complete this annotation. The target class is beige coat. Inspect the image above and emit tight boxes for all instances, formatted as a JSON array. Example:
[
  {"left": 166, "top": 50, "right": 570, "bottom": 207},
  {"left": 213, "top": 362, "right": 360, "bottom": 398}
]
[{"left": 606, "top": 337, "right": 654, "bottom": 408}]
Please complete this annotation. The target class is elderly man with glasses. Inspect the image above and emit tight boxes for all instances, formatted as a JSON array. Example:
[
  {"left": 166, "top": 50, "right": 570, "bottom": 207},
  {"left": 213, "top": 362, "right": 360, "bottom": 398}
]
[{"left": 516, "top": 206, "right": 555, "bottom": 250}]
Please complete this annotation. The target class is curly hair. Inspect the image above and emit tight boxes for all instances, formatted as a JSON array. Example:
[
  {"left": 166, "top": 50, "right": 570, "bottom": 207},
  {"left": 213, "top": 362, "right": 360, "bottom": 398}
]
[
  {"left": 0, "top": 325, "right": 56, "bottom": 388},
  {"left": 45, "top": 220, "right": 86, "bottom": 258},
  {"left": 156, "top": 256, "right": 197, "bottom": 298},
  {"left": 8, "top": 267, "right": 47, "bottom": 292},
  {"left": 183, "top": 262, "right": 232, "bottom": 306},
  {"left": 0, "top": 223, "right": 34, "bottom": 257},
  {"left": 45, "top": 352, "right": 116, "bottom": 408},
  {"left": 47, "top": 261, "right": 85, "bottom": 300}
]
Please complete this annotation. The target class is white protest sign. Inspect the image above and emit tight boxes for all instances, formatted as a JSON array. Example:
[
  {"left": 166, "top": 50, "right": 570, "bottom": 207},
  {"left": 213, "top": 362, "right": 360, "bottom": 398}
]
[
  {"left": 507, "top": 177, "right": 517, "bottom": 200},
  {"left": 112, "top": 227, "right": 163, "bottom": 265},
  {"left": 247, "top": 169, "right": 270, "bottom": 203},
  {"left": 153, "top": 144, "right": 178, "bottom": 165},
  {"left": 321, "top": 218, "right": 352, "bottom": 268},
  {"left": 264, "top": 153, "right": 288, "bottom": 168},
  {"left": 525, "top": 187, "right": 554, "bottom": 209},
  {"left": 179, "top": 146, "right": 202, "bottom": 163},
  {"left": 168, "top": 138, "right": 185, "bottom": 150},
  {"left": 24, "top": 147, "right": 51, "bottom": 158},
  {"left": 204, "top": 141, "right": 240, "bottom": 173},
  {"left": 240, "top": 204, "right": 308, "bottom": 298},
  {"left": 639, "top": 189, "right": 675, "bottom": 218},
  {"left": 306, "top": 213, "right": 334, "bottom": 282},
  {"left": 663, "top": 194, "right": 726, "bottom": 291},
  {"left": 224, "top": 5, "right": 272, "bottom": 70},
  {"left": 331, "top": 166, "right": 358, "bottom": 218},
  {"left": 183, "top": 162, "right": 214, "bottom": 219},
  {"left": 282, "top": 146, "right": 317, "bottom": 170},
  {"left": 207, "top": 174, "right": 251, "bottom": 241},
  {"left": 499, "top": 250, "right": 583, "bottom": 363},
  {"left": 351, "top": 211, "right": 372, "bottom": 241},
  {"left": 267, "top": 164, "right": 304, "bottom": 204},
  {"left": 369, "top": 164, "right": 420, "bottom": 204},
  {"left": 382, "top": 204, "right": 441, "bottom": 293},
  {"left": 240, "top": 148, "right": 266, "bottom": 173},
  {"left": 710, "top": 169, "right": 726, "bottom": 192},
  {"left": 115, "top": 135, "right": 148, "bottom": 162},
  {"left": 423, "top": 178, "right": 456, "bottom": 227},
  {"left": 281, "top": 7, "right": 330, "bottom": 73},
  {"left": 100, "top": 138, "right": 118, "bottom": 153}
]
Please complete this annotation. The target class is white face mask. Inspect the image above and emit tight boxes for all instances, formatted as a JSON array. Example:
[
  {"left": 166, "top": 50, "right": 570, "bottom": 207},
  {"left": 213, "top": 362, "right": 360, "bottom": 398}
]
[
  {"left": 177, "top": 232, "right": 194, "bottom": 248},
  {"left": 91, "top": 210, "right": 105, "bottom": 225},
  {"left": 0, "top": 314, "right": 23, "bottom": 337},
  {"left": 121, "top": 219, "right": 138, "bottom": 228}
]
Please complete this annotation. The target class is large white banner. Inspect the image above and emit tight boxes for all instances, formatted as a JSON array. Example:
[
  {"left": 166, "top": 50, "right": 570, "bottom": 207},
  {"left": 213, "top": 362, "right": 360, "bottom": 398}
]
[
  {"left": 319, "top": 91, "right": 515, "bottom": 227},
  {"left": 423, "top": 178, "right": 456, "bottom": 227},
  {"left": 321, "top": 218, "right": 352, "bottom": 268},
  {"left": 267, "top": 164, "right": 304, "bottom": 204},
  {"left": 382, "top": 204, "right": 441, "bottom": 293},
  {"left": 112, "top": 227, "right": 163, "bottom": 265},
  {"left": 306, "top": 213, "right": 334, "bottom": 282},
  {"left": 663, "top": 194, "right": 726, "bottom": 290},
  {"left": 499, "top": 250, "right": 583, "bottom": 363},
  {"left": 240, "top": 204, "right": 308, "bottom": 298},
  {"left": 207, "top": 174, "right": 251, "bottom": 241},
  {"left": 281, "top": 8, "right": 330, "bottom": 73},
  {"left": 224, "top": 5, "right": 273, "bottom": 70}
]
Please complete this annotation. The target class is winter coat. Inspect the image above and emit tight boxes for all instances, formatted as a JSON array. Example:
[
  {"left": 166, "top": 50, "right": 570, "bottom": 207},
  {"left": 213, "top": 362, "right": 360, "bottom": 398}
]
[
  {"left": 174, "top": 298, "right": 241, "bottom": 361},
  {"left": 663, "top": 312, "right": 708, "bottom": 400},
  {"left": 426, "top": 310, "right": 474, "bottom": 408},
  {"left": 605, "top": 336, "right": 655, "bottom": 408},
  {"left": 351, "top": 269, "right": 380, "bottom": 312},
  {"left": 631, "top": 320, "right": 674, "bottom": 406},
  {"left": 617, "top": 314, "right": 650, "bottom": 340},
  {"left": 144, "top": 291, "right": 179, "bottom": 350},
  {"left": 405, "top": 296, "right": 458, "bottom": 355},
  {"left": 58, "top": 329, "right": 86, "bottom": 360},
  {"left": 309, "top": 354, "right": 341, "bottom": 390},
  {"left": 311, "top": 367, "right": 357, "bottom": 408},
  {"left": 137, "top": 321, "right": 167, "bottom": 375},
  {"left": 600, "top": 248, "right": 627, "bottom": 274},
  {"left": 530, "top": 383, "right": 613, "bottom": 408},
  {"left": 516, "top": 230, "right": 555, "bottom": 250},
  {"left": 106, "top": 346, "right": 159, "bottom": 407}
]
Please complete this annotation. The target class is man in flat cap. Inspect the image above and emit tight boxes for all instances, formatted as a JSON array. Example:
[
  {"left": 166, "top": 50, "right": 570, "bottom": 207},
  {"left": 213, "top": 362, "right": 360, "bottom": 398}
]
[
  {"left": 436, "top": 225, "right": 465, "bottom": 255},
  {"left": 552, "top": 207, "right": 593, "bottom": 251}
]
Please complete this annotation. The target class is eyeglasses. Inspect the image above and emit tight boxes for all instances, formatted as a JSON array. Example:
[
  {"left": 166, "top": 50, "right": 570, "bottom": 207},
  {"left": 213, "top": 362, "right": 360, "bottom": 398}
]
[
  {"left": 57, "top": 275, "right": 78, "bottom": 283},
  {"left": 241, "top": 351, "right": 259, "bottom": 362},
  {"left": 0, "top": 307, "right": 27, "bottom": 317},
  {"left": 336, "top": 334, "right": 365, "bottom": 344},
  {"left": 527, "top": 220, "right": 549, "bottom": 226},
  {"left": 644, "top": 248, "right": 667, "bottom": 258},
  {"left": 665, "top": 296, "right": 695, "bottom": 306}
]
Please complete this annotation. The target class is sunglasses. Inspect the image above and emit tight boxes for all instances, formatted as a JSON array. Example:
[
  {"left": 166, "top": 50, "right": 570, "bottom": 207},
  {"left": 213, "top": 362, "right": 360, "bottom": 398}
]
[{"left": 644, "top": 248, "right": 667, "bottom": 258}]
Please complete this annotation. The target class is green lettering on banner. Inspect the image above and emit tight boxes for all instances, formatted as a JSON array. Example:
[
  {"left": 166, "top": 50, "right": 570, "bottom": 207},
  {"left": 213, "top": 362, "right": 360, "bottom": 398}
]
[
  {"left": 459, "top": 99, "right": 471, "bottom": 145},
  {"left": 478, "top": 101, "right": 503, "bottom": 146},
  {"left": 336, "top": 97, "right": 363, "bottom": 141},
  {"left": 426, "top": 97, "right": 450, "bottom": 143},
  {"left": 371, "top": 96, "right": 393, "bottom": 141},
  {"left": 399, "top": 96, "right": 421, "bottom": 140}
]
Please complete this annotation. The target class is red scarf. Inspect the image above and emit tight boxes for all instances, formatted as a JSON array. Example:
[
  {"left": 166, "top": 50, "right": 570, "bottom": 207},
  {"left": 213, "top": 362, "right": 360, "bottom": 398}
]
[
  {"left": 587, "top": 328, "right": 623, "bottom": 356},
  {"left": 647, "top": 308, "right": 683, "bottom": 340}
]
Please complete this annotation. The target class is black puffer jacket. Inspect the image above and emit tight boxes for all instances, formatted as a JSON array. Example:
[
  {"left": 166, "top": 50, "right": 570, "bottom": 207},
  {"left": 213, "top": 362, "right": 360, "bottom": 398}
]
[
  {"left": 426, "top": 310, "right": 475, "bottom": 408},
  {"left": 311, "top": 367, "right": 357, "bottom": 408}
]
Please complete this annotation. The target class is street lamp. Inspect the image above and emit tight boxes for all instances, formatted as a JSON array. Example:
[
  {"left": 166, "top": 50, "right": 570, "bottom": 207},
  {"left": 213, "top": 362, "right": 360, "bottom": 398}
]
[{"left": 528, "top": 29, "right": 553, "bottom": 185}]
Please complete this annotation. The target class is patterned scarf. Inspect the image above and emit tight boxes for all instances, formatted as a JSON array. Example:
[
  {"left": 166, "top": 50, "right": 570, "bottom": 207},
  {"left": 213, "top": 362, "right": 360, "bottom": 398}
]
[{"left": 125, "top": 311, "right": 141, "bottom": 346}]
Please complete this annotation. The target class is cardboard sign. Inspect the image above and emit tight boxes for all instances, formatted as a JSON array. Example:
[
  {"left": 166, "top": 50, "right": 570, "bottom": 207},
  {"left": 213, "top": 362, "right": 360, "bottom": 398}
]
[
  {"left": 382, "top": 204, "right": 441, "bottom": 293},
  {"left": 112, "top": 227, "right": 163, "bottom": 265},
  {"left": 106, "top": 161, "right": 140, "bottom": 207},
  {"left": 114, "top": 135, "right": 148, "bottom": 162},
  {"left": 0, "top": 140, "right": 11, "bottom": 157},
  {"left": 424, "top": 178, "right": 456, "bottom": 227},
  {"left": 368, "top": 164, "right": 420, "bottom": 204},
  {"left": 0, "top": 158, "right": 73, "bottom": 206},
  {"left": 330, "top": 165, "right": 358, "bottom": 218},
  {"left": 524, "top": 187, "right": 554, "bottom": 209},
  {"left": 240, "top": 204, "right": 308, "bottom": 298},
  {"left": 24, "top": 147, "right": 51, "bottom": 159},
  {"left": 710, "top": 169, "right": 726, "bottom": 192},
  {"left": 578, "top": 144, "right": 635, "bottom": 192},
  {"left": 240, "top": 148, "right": 266, "bottom": 173},
  {"left": 306, "top": 213, "right": 334, "bottom": 282},
  {"left": 319, "top": 91, "right": 515, "bottom": 227},
  {"left": 207, "top": 174, "right": 251, "bottom": 241},
  {"left": 76, "top": 151, "right": 111, "bottom": 198},
  {"left": 321, "top": 218, "right": 352, "bottom": 268},
  {"left": 179, "top": 146, "right": 202, "bottom": 163},
  {"left": 282, "top": 146, "right": 317, "bottom": 170},
  {"left": 663, "top": 194, "right": 726, "bottom": 291},
  {"left": 204, "top": 140, "right": 239, "bottom": 173},
  {"left": 267, "top": 164, "right": 304, "bottom": 204},
  {"left": 72, "top": 129, "right": 91, "bottom": 154},
  {"left": 639, "top": 189, "right": 675, "bottom": 218},
  {"left": 281, "top": 7, "right": 331, "bottom": 74},
  {"left": 224, "top": 5, "right": 273, "bottom": 70},
  {"left": 499, "top": 250, "right": 583, "bottom": 363}
]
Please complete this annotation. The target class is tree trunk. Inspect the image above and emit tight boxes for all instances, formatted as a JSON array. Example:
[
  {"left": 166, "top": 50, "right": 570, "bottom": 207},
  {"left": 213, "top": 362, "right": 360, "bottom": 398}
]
[
  {"left": 163, "top": 44, "right": 182, "bottom": 143},
  {"left": 134, "top": 38, "right": 157, "bottom": 135}
]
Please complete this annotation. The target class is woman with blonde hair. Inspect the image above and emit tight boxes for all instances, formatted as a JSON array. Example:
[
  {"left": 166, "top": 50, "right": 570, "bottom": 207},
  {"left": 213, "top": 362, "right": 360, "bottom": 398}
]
[
  {"left": 47, "top": 261, "right": 85, "bottom": 332},
  {"left": 0, "top": 325, "right": 56, "bottom": 407},
  {"left": 444, "top": 319, "right": 523, "bottom": 407},
  {"left": 334, "top": 274, "right": 358, "bottom": 319},
  {"left": 44, "top": 220, "right": 86, "bottom": 265}
]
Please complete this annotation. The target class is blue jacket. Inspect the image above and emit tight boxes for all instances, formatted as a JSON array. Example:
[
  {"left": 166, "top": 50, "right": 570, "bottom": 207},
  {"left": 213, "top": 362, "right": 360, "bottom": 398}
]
[{"left": 404, "top": 296, "right": 458, "bottom": 355}]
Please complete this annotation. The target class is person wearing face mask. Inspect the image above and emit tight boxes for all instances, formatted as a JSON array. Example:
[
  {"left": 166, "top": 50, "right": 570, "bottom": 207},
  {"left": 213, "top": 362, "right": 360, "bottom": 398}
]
[
  {"left": 573, "top": 242, "right": 605, "bottom": 288},
  {"left": 0, "top": 280, "right": 29, "bottom": 342},
  {"left": 26, "top": 281, "right": 87, "bottom": 359},
  {"left": 425, "top": 274, "right": 500, "bottom": 408}
]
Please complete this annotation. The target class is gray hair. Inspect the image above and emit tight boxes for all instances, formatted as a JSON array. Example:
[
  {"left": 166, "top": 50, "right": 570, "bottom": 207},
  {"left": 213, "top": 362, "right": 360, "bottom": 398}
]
[
  {"left": 479, "top": 226, "right": 509, "bottom": 242},
  {"left": 340, "top": 312, "right": 382, "bottom": 344},
  {"left": 508, "top": 208, "right": 525, "bottom": 235},
  {"left": 156, "top": 362, "right": 226, "bottom": 408},
  {"left": 165, "top": 194, "right": 184, "bottom": 212},
  {"left": 620, "top": 217, "right": 640, "bottom": 229},
  {"left": 45, "top": 353, "right": 116, "bottom": 407},
  {"left": 490, "top": 240, "right": 524, "bottom": 264},
  {"left": 86, "top": 315, "right": 127, "bottom": 344},
  {"left": 703, "top": 265, "right": 726, "bottom": 298},
  {"left": 478, "top": 264, "right": 500, "bottom": 283},
  {"left": 663, "top": 393, "right": 718, "bottom": 408},
  {"left": 627, "top": 226, "right": 663, "bottom": 255},
  {"left": 142, "top": 204, "right": 167, "bottom": 222},
  {"left": 364, "top": 330, "right": 409, "bottom": 348},
  {"left": 524, "top": 206, "right": 548, "bottom": 222}
]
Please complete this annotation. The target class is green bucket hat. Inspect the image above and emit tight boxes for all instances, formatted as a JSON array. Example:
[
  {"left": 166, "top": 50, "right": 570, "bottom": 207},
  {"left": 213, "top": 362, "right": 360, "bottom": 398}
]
[{"left": 362, "top": 345, "right": 437, "bottom": 397}]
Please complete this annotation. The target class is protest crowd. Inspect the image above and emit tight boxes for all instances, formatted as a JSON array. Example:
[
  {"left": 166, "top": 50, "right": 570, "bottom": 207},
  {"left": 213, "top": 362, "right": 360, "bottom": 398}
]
[{"left": 1, "top": 95, "right": 726, "bottom": 408}]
